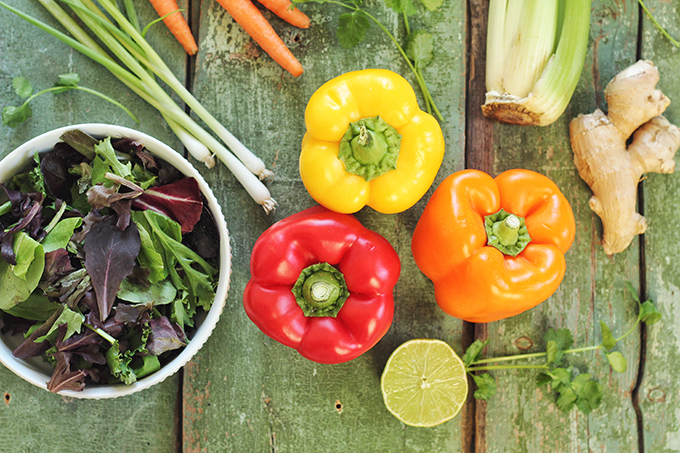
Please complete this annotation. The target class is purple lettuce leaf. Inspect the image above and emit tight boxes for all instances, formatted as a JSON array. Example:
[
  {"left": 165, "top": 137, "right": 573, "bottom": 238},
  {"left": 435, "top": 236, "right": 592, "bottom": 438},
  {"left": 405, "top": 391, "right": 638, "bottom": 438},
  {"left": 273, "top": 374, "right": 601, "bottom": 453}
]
[
  {"left": 146, "top": 316, "right": 186, "bottom": 356},
  {"left": 83, "top": 216, "right": 140, "bottom": 321},
  {"left": 183, "top": 203, "right": 220, "bottom": 260},
  {"left": 40, "top": 142, "right": 87, "bottom": 202},
  {"left": 40, "top": 248, "right": 75, "bottom": 289},
  {"left": 46, "top": 351, "right": 93, "bottom": 393},
  {"left": 55, "top": 323, "right": 106, "bottom": 365},
  {"left": 132, "top": 177, "right": 203, "bottom": 234},
  {"left": 12, "top": 305, "right": 64, "bottom": 359}
]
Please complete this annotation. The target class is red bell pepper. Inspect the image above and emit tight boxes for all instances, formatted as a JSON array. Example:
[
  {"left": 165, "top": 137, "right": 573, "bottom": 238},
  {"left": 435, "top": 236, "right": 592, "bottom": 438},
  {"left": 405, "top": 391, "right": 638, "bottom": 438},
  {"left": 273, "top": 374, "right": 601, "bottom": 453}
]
[{"left": 244, "top": 206, "right": 401, "bottom": 364}]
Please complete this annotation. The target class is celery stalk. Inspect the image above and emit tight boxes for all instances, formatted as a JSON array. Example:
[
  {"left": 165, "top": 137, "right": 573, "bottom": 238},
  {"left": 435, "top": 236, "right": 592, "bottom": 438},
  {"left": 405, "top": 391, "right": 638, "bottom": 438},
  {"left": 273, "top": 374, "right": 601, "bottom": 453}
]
[{"left": 482, "top": 0, "right": 591, "bottom": 126}]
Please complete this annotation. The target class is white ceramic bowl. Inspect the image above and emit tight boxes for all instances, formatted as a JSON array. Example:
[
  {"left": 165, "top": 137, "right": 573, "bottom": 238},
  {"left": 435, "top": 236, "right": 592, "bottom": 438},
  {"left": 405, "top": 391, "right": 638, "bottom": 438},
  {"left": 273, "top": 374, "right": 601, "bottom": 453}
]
[{"left": 0, "top": 124, "right": 231, "bottom": 399}]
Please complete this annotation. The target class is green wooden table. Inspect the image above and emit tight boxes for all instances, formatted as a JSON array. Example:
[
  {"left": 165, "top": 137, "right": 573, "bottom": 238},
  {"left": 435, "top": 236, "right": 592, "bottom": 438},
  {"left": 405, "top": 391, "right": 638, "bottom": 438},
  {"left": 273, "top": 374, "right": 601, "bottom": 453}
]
[{"left": 0, "top": 0, "right": 679, "bottom": 451}]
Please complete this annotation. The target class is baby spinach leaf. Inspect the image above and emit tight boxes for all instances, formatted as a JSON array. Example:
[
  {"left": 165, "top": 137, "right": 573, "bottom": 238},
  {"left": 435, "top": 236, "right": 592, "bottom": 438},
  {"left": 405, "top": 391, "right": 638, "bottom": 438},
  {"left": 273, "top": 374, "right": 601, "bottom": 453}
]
[{"left": 84, "top": 216, "right": 141, "bottom": 320}]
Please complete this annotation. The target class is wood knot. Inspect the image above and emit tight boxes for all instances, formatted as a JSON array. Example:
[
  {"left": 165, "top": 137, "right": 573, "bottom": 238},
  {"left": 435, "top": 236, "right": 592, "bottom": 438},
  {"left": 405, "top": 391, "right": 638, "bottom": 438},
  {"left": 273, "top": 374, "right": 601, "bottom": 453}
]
[
  {"left": 515, "top": 336, "right": 534, "bottom": 351},
  {"left": 647, "top": 387, "right": 666, "bottom": 403}
]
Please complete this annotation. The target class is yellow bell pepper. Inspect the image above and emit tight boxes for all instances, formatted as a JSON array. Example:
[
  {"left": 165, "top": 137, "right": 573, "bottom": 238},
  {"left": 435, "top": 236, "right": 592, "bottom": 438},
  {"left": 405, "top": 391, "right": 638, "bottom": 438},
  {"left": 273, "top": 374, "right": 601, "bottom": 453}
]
[{"left": 300, "top": 69, "right": 445, "bottom": 214}]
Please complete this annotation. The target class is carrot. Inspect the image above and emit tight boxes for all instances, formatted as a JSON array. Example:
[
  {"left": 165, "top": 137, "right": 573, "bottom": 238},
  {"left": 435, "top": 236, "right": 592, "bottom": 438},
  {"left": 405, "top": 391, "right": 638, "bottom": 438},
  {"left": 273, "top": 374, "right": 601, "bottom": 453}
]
[
  {"left": 215, "top": 0, "right": 304, "bottom": 77},
  {"left": 257, "top": 0, "right": 310, "bottom": 29},
  {"left": 148, "top": 0, "right": 198, "bottom": 55}
]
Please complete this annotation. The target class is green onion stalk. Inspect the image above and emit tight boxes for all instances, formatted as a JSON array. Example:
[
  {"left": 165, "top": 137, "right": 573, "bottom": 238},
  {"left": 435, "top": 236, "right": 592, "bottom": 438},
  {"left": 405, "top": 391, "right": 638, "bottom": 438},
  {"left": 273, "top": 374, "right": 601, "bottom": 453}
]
[
  {"left": 0, "top": 0, "right": 277, "bottom": 213},
  {"left": 482, "top": 0, "right": 591, "bottom": 126}
]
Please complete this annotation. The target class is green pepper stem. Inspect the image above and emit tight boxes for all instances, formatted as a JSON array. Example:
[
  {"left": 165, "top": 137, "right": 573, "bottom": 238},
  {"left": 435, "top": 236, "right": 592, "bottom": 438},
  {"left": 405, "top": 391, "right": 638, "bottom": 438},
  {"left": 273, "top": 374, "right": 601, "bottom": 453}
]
[
  {"left": 292, "top": 263, "right": 350, "bottom": 317},
  {"left": 339, "top": 116, "right": 401, "bottom": 181},
  {"left": 484, "top": 209, "right": 531, "bottom": 256}
]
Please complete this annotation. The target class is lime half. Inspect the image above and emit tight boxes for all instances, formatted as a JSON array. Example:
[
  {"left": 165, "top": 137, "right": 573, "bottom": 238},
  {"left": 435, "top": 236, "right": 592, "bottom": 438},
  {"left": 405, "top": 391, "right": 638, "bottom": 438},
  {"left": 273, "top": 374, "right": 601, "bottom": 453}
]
[{"left": 381, "top": 339, "right": 468, "bottom": 427}]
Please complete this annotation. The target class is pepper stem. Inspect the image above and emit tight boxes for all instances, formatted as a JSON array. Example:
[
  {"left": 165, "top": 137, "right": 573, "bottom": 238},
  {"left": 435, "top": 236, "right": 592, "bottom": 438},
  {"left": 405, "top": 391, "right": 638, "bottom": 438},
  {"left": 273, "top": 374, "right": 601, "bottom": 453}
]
[
  {"left": 338, "top": 116, "right": 402, "bottom": 181},
  {"left": 484, "top": 209, "right": 532, "bottom": 256},
  {"left": 291, "top": 262, "right": 349, "bottom": 317}
]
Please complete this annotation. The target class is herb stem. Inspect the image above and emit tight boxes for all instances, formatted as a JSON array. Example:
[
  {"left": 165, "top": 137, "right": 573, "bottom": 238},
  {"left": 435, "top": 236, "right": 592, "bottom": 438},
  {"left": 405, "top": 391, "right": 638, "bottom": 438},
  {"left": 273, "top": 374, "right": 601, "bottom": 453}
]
[
  {"left": 638, "top": 0, "right": 679, "bottom": 47},
  {"left": 316, "top": 0, "right": 442, "bottom": 121},
  {"left": 43, "top": 202, "right": 68, "bottom": 235},
  {"left": 85, "top": 323, "right": 117, "bottom": 344},
  {"left": 403, "top": 11, "right": 411, "bottom": 36},
  {"left": 466, "top": 364, "right": 549, "bottom": 372},
  {"left": 470, "top": 344, "right": 603, "bottom": 366}
]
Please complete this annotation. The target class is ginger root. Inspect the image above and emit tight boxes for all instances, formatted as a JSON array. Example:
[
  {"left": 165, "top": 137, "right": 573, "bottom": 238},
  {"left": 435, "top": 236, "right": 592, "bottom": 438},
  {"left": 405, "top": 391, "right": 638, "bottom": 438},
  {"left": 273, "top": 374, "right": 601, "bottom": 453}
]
[{"left": 570, "top": 60, "right": 680, "bottom": 255}]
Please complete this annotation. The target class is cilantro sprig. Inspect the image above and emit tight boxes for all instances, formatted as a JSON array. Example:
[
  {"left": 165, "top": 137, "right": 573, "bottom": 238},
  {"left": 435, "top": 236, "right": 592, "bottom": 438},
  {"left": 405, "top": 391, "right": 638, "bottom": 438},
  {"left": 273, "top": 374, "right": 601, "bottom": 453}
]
[
  {"left": 463, "top": 283, "right": 662, "bottom": 414},
  {"left": 2, "top": 74, "right": 138, "bottom": 128},
  {"left": 294, "top": 0, "right": 443, "bottom": 121}
]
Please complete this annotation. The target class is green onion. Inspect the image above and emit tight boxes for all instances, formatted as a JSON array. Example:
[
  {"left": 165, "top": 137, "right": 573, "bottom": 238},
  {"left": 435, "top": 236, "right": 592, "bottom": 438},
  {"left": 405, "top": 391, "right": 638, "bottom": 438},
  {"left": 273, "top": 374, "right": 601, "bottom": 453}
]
[
  {"left": 482, "top": 0, "right": 591, "bottom": 126},
  {"left": 0, "top": 0, "right": 277, "bottom": 213}
]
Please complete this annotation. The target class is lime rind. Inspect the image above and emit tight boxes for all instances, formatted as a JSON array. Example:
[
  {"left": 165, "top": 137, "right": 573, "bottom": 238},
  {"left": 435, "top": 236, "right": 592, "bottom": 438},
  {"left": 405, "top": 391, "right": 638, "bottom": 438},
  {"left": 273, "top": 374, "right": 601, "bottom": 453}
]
[{"left": 381, "top": 339, "right": 469, "bottom": 427}]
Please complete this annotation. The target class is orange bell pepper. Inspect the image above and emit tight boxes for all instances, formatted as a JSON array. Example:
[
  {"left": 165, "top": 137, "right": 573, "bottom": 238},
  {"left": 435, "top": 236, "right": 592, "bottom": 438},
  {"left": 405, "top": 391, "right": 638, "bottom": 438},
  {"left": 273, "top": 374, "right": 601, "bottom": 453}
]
[{"left": 411, "top": 169, "right": 575, "bottom": 323}]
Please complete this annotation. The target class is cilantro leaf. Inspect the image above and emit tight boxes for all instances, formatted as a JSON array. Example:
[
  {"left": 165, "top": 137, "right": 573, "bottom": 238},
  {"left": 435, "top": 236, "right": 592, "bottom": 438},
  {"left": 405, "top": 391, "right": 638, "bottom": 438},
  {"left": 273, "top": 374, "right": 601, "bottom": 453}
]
[
  {"left": 406, "top": 30, "right": 434, "bottom": 69},
  {"left": 606, "top": 351, "right": 628, "bottom": 373},
  {"left": 462, "top": 339, "right": 488, "bottom": 366},
  {"left": 572, "top": 373, "right": 603, "bottom": 414},
  {"left": 337, "top": 10, "right": 370, "bottom": 48},
  {"left": 12, "top": 76, "right": 33, "bottom": 99},
  {"left": 385, "top": 0, "right": 416, "bottom": 15},
  {"left": 2, "top": 104, "right": 32, "bottom": 128},
  {"left": 546, "top": 340, "right": 558, "bottom": 365},
  {"left": 624, "top": 281, "right": 640, "bottom": 303},
  {"left": 57, "top": 73, "right": 80, "bottom": 87},
  {"left": 640, "top": 300, "right": 662, "bottom": 325},
  {"left": 472, "top": 373, "right": 496, "bottom": 401},
  {"left": 600, "top": 321, "right": 616, "bottom": 351},
  {"left": 556, "top": 387, "right": 577, "bottom": 412},
  {"left": 544, "top": 328, "right": 573, "bottom": 365},
  {"left": 417, "top": 0, "right": 443, "bottom": 11}
]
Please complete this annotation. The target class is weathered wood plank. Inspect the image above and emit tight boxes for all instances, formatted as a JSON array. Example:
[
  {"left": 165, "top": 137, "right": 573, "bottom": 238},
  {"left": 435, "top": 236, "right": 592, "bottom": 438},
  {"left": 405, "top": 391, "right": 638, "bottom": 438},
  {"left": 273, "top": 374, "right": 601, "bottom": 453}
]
[
  {"left": 475, "top": 1, "right": 644, "bottom": 451},
  {"left": 639, "top": 1, "right": 680, "bottom": 451},
  {"left": 184, "top": 0, "right": 467, "bottom": 450},
  {"left": 0, "top": 1, "right": 188, "bottom": 451}
]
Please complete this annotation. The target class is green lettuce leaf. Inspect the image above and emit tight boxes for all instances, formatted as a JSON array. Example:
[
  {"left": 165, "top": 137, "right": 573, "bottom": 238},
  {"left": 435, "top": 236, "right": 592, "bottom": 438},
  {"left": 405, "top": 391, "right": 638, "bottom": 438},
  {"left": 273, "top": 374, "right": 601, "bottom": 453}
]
[{"left": 0, "top": 232, "right": 45, "bottom": 311}]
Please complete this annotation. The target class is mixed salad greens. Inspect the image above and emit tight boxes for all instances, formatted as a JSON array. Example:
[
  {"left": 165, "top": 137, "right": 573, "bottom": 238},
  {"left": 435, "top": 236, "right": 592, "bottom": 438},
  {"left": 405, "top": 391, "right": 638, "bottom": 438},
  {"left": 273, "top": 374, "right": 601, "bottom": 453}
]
[{"left": 0, "top": 130, "right": 220, "bottom": 392}]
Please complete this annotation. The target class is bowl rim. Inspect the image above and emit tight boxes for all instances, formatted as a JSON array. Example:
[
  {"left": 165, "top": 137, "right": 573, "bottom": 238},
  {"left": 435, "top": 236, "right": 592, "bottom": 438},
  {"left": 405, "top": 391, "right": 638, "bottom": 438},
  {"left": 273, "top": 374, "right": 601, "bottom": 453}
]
[{"left": 0, "top": 123, "right": 231, "bottom": 399}]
